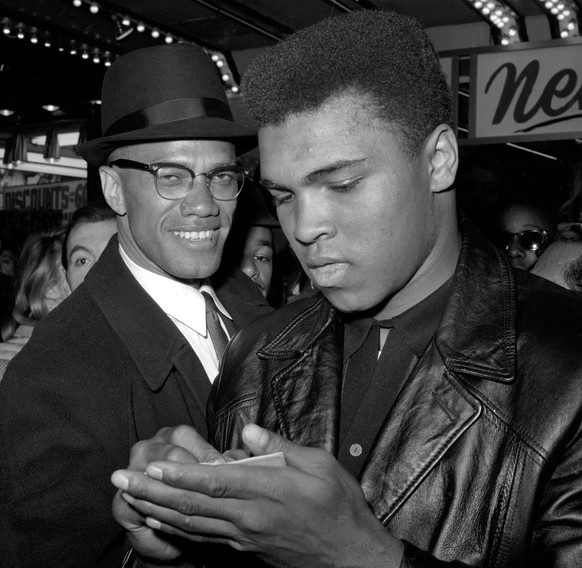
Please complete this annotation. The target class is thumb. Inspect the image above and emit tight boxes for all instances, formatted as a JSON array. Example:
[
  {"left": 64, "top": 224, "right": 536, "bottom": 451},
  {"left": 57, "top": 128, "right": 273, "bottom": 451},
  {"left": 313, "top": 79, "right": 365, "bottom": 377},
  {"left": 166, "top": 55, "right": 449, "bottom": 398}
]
[
  {"left": 241, "top": 423, "right": 286, "bottom": 456},
  {"left": 241, "top": 423, "right": 320, "bottom": 469}
]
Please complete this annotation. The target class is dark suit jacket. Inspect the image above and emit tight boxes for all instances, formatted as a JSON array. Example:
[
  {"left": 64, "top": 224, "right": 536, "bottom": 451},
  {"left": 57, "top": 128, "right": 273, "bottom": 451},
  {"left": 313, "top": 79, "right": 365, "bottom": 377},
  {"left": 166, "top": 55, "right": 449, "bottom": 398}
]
[{"left": 0, "top": 237, "right": 272, "bottom": 568}]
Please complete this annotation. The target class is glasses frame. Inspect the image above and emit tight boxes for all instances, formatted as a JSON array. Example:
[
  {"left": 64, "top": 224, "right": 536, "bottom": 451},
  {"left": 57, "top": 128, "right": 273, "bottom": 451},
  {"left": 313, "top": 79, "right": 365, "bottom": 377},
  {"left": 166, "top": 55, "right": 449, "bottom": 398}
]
[
  {"left": 500, "top": 229, "right": 550, "bottom": 252},
  {"left": 108, "top": 158, "right": 248, "bottom": 201}
]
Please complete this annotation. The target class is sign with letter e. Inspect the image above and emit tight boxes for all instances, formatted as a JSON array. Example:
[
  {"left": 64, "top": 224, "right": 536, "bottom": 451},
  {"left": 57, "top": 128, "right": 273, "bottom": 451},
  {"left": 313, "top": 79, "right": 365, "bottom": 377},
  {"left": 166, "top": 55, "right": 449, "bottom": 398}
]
[{"left": 469, "top": 41, "right": 582, "bottom": 143}]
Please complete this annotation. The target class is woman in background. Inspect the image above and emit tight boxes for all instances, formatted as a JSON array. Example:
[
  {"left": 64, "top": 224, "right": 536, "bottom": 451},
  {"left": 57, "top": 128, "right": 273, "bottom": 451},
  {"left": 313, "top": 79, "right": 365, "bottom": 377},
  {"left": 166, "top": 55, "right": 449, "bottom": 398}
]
[{"left": 0, "top": 229, "right": 70, "bottom": 378}]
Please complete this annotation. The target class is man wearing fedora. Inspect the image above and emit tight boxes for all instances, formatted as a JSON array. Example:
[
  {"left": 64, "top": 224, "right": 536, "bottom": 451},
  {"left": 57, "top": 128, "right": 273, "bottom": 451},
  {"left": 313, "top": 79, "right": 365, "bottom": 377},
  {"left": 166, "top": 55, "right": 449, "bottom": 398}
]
[{"left": 0, "top": 43, "right": 271, "bottom": 567}]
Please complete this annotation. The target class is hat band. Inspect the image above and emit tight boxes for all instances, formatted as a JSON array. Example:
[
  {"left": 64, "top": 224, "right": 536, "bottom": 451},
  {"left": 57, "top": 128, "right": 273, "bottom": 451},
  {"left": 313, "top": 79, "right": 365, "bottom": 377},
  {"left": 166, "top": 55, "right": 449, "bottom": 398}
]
[{"left": 104, "top": 97, "right": 234, "bottom": 136}]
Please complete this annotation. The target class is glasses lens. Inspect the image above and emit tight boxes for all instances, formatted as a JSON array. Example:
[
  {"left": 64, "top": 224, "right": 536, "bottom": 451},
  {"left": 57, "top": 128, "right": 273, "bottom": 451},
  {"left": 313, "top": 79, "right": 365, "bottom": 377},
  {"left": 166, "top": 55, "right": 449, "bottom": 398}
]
[
  {"left": 208, "top": 168, "right": 245, "bottom": 201},
  {"left": 155, "top": 166, "right": 192, "bottom": 199},
  {"left": 518, "top": 230, "right": 545, "bottom": 251}
]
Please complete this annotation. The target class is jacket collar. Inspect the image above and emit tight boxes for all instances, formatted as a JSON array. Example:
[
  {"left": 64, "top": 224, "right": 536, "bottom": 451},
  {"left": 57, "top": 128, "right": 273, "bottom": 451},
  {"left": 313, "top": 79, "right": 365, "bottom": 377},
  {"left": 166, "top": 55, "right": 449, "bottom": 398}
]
[
  {"left": 259, "top": 217, "right": 517, "bottom": 383},
  {"left": 435, "top": 217, "right": 517, "bottom": 382}
]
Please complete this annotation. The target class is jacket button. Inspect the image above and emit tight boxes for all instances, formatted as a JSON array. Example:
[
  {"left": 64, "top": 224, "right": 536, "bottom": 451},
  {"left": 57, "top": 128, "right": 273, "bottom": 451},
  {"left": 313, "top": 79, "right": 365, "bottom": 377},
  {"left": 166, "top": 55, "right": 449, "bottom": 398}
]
[{"left": 349, "top": 443, "right": 362, "bottom": 457}]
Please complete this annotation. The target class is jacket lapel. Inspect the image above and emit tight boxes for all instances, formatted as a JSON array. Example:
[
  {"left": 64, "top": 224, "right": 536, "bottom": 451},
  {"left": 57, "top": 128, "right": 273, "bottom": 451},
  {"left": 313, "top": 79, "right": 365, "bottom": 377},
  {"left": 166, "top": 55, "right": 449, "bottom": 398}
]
[
  {"left": 258, "top": 295, "right": 344, "bottom": 454},
  {"left": 360, "top": 348, "right": 482, "bottom": 522},
  {"left": 360, "top": 221, "right": 517, "bottom": 521}
]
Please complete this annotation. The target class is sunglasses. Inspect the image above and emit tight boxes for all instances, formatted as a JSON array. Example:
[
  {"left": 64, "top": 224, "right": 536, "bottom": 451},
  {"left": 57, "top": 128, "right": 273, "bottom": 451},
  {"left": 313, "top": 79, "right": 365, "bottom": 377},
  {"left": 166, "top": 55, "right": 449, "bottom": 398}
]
[{"left": 497, "top": 229, "right": 550, "bottom": 252}]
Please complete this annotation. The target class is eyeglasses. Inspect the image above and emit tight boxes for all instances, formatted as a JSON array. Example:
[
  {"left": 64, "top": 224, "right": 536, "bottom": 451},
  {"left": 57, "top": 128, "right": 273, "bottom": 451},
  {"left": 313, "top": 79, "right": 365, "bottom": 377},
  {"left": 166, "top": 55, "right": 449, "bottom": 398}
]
[
  {"left": 497, "top": 229, "right": 550, "bottom": 252},
  {"left": 108, "top": 159, "right": 248, "bottom": 201}
]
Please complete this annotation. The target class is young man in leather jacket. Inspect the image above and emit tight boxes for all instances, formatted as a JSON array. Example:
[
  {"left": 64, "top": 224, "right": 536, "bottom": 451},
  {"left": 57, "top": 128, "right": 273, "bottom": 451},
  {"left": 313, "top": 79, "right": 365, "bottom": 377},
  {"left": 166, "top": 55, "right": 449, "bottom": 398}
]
[{"left": 111, "top": 10, "right": 582, "bottom": 568}]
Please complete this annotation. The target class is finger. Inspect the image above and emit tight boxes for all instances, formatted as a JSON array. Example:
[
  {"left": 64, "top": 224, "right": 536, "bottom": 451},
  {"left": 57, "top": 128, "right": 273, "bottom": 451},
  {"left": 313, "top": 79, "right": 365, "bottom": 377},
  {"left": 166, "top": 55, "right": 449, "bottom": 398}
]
[
  {"left": 121, "top": 491, "right": 262, "bottom": 554},
  {"left": 144, "top": 515, "right": 244, "bottom": 550},
  {"left": 118, "top": 460, "right": 291, "bottom": 507},
  {"left": 222, "top": 449, "right": 249, "bottom": 462},
  {"left": 122, "top": 490, "right": 238, "bottom": 533},
  {"left": 129, "top": 440, "right": 197, "bottom": 470},
  {"left": 169, "top": 426, "right": 226, "bottom": 464}
]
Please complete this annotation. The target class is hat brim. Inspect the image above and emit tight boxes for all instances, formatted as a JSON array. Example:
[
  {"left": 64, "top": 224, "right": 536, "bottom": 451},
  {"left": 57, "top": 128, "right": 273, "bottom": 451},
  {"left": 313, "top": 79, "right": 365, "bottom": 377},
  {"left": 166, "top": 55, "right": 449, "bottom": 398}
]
[{"left": 77, "top": 116, "right": 257, "bottom": 167}]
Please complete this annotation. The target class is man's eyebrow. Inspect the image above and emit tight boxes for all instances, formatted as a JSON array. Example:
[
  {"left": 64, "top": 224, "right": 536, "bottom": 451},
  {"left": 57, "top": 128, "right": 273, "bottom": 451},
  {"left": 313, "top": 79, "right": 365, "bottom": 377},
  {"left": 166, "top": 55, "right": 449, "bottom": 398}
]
[
  {"left": 255, "top": 239, "right": 274, "bottom": 249},
  {"left": 261, "top": 158, "right": 367, "bottom": 191}
]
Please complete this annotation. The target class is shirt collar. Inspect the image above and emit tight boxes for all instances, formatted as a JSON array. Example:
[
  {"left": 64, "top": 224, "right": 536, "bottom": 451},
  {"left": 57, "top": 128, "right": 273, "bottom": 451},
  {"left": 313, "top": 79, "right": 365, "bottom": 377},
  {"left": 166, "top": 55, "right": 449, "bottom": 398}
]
[
  {"left": 343, "top": 278, "right": 452, "bottom": 361},
  {"left": 387, "top": 277, "right": 452, "bottom": 357},
  {"left": 118, "top": 245, "right": 232, "bottom": 336}
]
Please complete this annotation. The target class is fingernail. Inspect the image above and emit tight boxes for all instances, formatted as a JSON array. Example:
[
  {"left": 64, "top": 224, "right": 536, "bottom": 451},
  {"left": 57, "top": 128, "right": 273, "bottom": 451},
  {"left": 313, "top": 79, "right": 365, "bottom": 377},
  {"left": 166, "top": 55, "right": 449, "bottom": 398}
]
[
  {"left": 146, "top": 517, "right": 162, "bottom": 530},
  {"left": 146, "top": 465, "right": 163, "bottom": 480},
  {"left": 111, "top": 471, "right": 128, "bottom": 491}
]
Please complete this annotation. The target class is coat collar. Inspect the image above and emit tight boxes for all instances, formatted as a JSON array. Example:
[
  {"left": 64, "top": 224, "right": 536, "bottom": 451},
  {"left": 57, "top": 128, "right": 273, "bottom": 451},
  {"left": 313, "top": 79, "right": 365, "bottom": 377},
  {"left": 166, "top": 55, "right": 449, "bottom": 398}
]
[
  {"left": 84, "top": 236, "right": 190, "bottom": 392},
  {"left": 435, "top": 218, "right": 517, "bottom": 382},
  {"left": 84, "top": 238, "right": 273, "bottom": 392}
]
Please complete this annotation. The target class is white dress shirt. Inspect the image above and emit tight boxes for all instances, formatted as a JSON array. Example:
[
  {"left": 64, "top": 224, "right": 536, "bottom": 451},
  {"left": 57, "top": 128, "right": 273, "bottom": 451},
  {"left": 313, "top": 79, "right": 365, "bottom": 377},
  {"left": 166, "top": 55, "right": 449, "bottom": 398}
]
[{"left": 119, "top": 246, "right": 232, "bottom": 382}]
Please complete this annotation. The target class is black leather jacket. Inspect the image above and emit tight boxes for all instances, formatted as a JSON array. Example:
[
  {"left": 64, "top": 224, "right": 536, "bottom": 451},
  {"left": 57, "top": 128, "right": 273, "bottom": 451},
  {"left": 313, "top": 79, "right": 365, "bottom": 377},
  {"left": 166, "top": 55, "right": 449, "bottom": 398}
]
[{"left": 209, "top": 224, "right": 582, "bottom": 567}]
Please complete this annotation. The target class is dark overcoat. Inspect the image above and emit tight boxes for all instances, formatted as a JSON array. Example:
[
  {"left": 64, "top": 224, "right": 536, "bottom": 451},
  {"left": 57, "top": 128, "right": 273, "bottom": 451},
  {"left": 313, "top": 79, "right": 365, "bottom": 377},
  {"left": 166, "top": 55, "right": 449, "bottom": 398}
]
[{"left": 0, "top": 236, "right": 272, "bottom": 567}]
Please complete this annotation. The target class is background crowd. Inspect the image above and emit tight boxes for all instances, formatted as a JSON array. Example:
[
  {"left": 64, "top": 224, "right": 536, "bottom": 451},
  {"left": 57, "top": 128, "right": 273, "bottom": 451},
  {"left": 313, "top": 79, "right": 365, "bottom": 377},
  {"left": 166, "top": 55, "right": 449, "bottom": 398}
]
[{"left": 2, "top": 162, "right": 581, "bottom": 361}]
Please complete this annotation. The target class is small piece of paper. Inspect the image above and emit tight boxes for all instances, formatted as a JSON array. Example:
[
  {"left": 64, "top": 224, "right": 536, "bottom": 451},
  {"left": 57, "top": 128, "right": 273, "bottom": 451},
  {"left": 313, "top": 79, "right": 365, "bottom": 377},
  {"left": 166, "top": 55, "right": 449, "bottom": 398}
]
[{"left": 203, "top": 452, "right": 286, "bottom": 467}]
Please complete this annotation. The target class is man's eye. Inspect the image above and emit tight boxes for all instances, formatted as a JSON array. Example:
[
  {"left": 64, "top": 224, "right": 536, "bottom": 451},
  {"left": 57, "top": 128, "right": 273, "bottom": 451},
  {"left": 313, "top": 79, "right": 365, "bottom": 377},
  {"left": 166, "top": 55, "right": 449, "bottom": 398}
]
[
  {"left": 74, "top": 258, "right": 89, "bottom": 267},
  {"left": 270, "top": 192, "right": 293, "bottom": 207},
  {"left": 212, "top": 171, "right": 236, "bottom": 184},
  {"left": 254, "top": 254, "right": 272, "bottom": 263},
  {"left": 327, "top": 179, "right": 360, "bottom": 192}
]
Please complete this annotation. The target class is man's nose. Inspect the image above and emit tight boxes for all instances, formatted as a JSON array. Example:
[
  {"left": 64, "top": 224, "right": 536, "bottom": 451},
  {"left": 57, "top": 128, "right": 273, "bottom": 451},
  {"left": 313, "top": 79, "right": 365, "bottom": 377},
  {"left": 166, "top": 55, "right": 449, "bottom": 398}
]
[
  {"left": 179, "top": 178, "right": 219, "bottom": 216},
  {"left": 506, "top": 237, "right": 525, "bottom": 259},
  {"left": 241, "top": 258, "right": 259, "bottom": 280},
  {"left": 292, "top": 197, "right": 335, "bottom": 246}
]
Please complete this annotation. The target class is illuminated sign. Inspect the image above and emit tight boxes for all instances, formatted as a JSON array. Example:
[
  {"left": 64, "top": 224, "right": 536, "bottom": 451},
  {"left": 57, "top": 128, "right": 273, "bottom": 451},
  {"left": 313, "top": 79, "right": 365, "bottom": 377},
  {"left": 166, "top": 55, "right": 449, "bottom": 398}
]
[{"left": 470, "top": 42, "right": 582, "bottom": 143}]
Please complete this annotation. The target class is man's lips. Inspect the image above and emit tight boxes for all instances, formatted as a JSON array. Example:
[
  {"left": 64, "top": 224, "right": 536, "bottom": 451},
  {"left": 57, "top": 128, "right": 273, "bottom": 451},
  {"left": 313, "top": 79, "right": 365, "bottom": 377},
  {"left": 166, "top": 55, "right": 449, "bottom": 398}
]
[{"left": 306, "top": 258, "right": 349, "bottom": 287}]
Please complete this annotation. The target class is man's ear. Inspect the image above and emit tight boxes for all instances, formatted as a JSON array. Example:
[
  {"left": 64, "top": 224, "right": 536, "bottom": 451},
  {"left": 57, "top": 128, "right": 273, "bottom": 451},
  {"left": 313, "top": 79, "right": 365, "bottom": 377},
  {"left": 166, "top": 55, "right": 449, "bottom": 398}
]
[
  {"left": 99, "top": 166, "right": 127, "bottom": 215},
  {"left": 425, "top": 124, "right": 459, "bottom": 194}
]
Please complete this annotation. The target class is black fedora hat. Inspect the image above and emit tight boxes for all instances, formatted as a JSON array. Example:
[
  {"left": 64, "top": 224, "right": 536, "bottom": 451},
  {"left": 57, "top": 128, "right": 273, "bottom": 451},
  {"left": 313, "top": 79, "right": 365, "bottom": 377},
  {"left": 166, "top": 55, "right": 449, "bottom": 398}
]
[{"left": 77, "top": 43, "right": 256, "bottom": 166}]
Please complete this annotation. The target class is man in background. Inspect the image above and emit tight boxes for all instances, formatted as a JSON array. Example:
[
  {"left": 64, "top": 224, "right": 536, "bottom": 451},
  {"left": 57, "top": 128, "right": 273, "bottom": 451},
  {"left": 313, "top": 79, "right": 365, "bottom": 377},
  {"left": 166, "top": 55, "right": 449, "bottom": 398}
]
[
  {"left": 532, "top": 223, "right": 582, "bottom": 291},
  {"left": 62, "top": 200, "right": 117, "bottom": 291}
]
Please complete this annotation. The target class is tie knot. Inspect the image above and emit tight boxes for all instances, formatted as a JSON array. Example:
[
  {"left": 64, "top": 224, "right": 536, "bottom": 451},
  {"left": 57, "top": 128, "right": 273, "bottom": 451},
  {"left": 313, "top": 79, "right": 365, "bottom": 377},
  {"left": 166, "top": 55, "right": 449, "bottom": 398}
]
[{"left": 201, "top": 291, "right": 217, "bottom": 313}]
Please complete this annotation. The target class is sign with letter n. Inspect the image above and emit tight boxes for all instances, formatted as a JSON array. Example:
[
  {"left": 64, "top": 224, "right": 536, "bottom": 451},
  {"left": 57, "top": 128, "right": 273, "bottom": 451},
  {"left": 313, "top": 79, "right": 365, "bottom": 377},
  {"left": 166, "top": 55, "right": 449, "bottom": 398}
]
[{"left": 469, "top": 40, "right": 582, "bottom": 143}]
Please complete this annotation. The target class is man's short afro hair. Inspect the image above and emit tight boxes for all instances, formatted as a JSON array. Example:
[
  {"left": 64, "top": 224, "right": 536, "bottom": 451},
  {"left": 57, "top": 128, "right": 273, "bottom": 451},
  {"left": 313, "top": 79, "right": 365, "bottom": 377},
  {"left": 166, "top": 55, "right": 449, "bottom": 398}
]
[{"left": 242, "top": 9, "right": 453, "bottom": 155}]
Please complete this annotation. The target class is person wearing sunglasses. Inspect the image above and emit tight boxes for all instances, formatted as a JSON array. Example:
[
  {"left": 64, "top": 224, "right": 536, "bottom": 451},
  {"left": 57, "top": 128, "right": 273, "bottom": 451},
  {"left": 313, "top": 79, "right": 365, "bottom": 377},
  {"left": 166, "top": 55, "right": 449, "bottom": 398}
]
[{"left": 495, "top": 202, "right": 557, "bottom": 271}]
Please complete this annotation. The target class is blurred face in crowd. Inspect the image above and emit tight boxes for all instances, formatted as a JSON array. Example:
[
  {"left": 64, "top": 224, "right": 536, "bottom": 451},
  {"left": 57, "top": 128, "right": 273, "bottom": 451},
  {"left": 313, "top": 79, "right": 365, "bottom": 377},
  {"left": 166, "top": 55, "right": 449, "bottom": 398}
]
[
  {"left": 101, "top": 139, "right": 238, "bottom": 282},
  {"left": 259, "top": 93, "right": 458, "bottom": 319},
  {"left": 44, "top": 268, "right": 71, "bottom": 313},
  {"left": 497, "top": 205, "right": 554, "bottom": 271},
  {"left": 239, "top": 225, "right": 274, "bottom": 297},
  {"left": 65, "top": 218, "right": 118, "bottom": 291},
  {"left": 531, "top": 241, "right": 582, "bottom": 291},
  {"left": 0, "top": 248, "right": 15, "bottom": 277}
]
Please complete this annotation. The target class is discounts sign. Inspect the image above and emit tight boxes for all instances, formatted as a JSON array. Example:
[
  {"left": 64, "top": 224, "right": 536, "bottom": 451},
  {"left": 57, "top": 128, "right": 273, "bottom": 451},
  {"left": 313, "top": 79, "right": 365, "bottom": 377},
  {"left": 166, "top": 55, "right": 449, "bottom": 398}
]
[{"left": 3, "top": 180, "right": 87, "bottom": 223}]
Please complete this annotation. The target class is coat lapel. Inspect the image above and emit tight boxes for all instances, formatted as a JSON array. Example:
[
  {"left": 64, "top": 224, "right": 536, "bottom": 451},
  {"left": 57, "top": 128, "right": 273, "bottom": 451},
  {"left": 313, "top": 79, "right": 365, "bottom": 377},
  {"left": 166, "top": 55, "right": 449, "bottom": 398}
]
[
  {"left": 258, "top": 295, "right": 343, "bottom": 454},
  {"left": 360, "top": 348, "right": 482, "bottom": 522}
]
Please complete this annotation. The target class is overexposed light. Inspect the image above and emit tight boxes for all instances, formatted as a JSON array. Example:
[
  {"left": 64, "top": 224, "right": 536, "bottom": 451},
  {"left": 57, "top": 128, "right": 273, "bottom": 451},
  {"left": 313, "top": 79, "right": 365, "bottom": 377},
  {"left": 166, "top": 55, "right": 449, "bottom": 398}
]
[{"left": 31, "top": 132, "right": 80, "bottom": 146}]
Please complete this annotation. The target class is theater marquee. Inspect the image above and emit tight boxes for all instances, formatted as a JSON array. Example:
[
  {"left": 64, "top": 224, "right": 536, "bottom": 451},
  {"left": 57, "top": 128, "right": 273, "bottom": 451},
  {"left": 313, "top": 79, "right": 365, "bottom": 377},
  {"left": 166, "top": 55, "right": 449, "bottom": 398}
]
[{"left": 469, "top": 40, "right": 582, "bottom": 143}]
